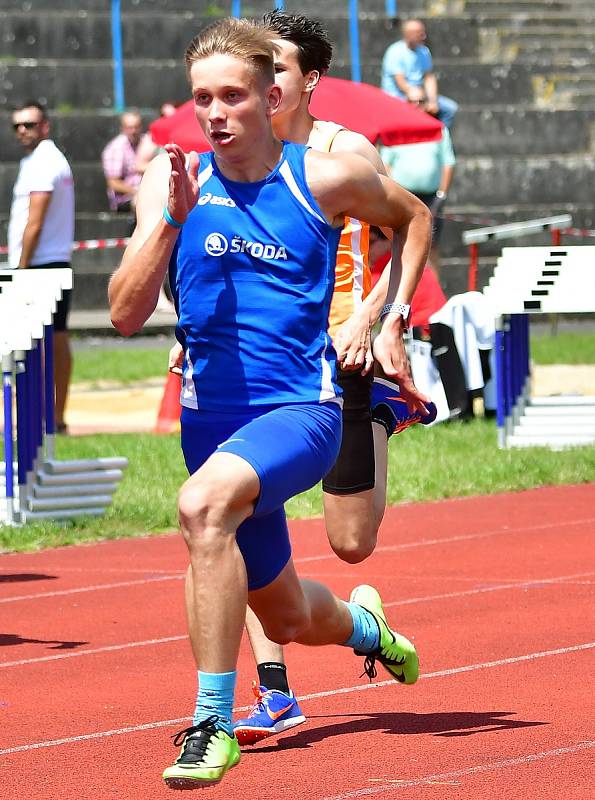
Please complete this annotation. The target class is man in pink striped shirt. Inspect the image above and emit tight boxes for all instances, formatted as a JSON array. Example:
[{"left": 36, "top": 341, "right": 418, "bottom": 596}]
[{"left": 101, "top": 111, "right": 144, "bottom": 213}]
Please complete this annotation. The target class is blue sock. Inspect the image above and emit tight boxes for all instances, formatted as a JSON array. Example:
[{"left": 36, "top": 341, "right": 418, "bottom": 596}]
[
  {"left": 342, "top": 602, "right": 380, "bottom": 652},
  {"left": 193, "top": 670, "right": 236, "bottom": 736}
]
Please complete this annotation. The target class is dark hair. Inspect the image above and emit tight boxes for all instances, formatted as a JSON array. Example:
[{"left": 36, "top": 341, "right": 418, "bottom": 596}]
[
  {"left": 262, "top": 10, "right": 332, "bottom": 76},
  {"left": 13, "top": 100, "right": 47, "bottom": 120}
]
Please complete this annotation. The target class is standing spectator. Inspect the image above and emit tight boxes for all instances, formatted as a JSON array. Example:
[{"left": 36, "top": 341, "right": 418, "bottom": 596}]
[
  {"left": 101, "top": 109, "right": 144, "bottom": 213},
  {"left": 380, "top": 90, "right": 456, "bottom": 279},
  {"left": 381, "top": 18, "right": 458, "bottom": 128},
  {"left": 8, "top": 100, "right": 75, "bottom": 434}
]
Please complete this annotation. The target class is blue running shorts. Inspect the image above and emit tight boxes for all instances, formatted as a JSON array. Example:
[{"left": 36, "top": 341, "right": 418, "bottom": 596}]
[{"left": 180, "top": 402, "right": 342, "bottom": 590}]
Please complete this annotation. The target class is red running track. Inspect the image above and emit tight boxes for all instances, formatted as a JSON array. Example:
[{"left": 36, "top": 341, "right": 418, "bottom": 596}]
[{"left": 1, "top": 484, "right": 594, "bottom": 799}]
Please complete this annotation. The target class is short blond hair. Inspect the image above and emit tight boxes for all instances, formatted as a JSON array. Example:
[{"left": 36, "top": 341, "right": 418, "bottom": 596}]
[{"left": 185, "top": 17, "right": 277, "bottom": 84}]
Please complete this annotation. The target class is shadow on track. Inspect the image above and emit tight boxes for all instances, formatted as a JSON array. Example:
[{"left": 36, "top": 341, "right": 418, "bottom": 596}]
[
  {"left": 0, "top": 633, "right": 89, "bottom": 650},
  {"left": 247, "top": 710, "right": 548, "bottom": 752},
  {"left": 0, "top": 573, "right": 57, "bottom": 583}
]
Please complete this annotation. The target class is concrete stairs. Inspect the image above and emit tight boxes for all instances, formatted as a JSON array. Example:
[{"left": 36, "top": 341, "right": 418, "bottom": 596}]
[{"left": 0, "top": 0, "right": 594, "bottom": 312}]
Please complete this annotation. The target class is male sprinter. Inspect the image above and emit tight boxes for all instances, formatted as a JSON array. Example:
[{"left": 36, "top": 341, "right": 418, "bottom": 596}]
[
  {"left": 109, "top": 18, "right": 431, "bottom": 789},
  {"left": 234, "top": 10, "right": 436, "bottom": 745}
]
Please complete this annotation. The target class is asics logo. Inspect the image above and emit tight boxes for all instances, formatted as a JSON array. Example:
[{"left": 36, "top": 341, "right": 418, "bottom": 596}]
[{"left": 197, "top": 192, "right": 236, "bottom": 207}]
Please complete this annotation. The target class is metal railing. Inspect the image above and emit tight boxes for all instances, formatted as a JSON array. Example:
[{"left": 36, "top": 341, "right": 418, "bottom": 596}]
[{"left": 462, "top": 215, "right": 573, "bottom": 291}]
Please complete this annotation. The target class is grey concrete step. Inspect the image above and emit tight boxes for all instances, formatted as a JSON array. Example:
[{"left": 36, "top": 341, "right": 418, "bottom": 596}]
[
  {"left": 2, "top": 0, "right": 413, "bottom": 12},
  {"left": 1, "top": 57, "right": 539, "bottom": 109},
  {"left": 0, "top": 12, "right": 479, "bottom": 62},
  {"left": 447, "top": 153, "right": 595, "bottom": 207},
  {"left": 0, "top": 59, "right": 186, "bottom": 110},
  {"left": 465, "top": 0, "right": 595, "bottom": 13},
  {"left": 492, "top": 32, "right": 595, "bottom": 61},
  {"left": 550, "top": 75, "right": 595, "bottom": 88},
  {"left": 356, "top": 61, "right": 536, "bottom": 103},
  {"left": 2, "top": 0, "right": 400, "bottom": 9},
  {"left": 473, "top": 14, "right": 595, "bottom": 24},
  {"left": 452, "top": 108, "right": 594, "bottom": 156},
  {"left": 494, "top": 25, "right": 595, "bottom": 37},
  {"left": 509, "top": 43, "right": 595, "bottom": 59}
]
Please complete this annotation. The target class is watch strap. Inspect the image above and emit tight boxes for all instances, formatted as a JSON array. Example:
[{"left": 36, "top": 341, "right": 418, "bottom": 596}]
[{"left": 380, "top": 302, "right": 411, "bottom": 327}]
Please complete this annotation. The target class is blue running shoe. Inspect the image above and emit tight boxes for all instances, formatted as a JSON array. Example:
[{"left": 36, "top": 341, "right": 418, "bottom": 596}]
[
  {"left": 233, "top": 682, "right": 306, "bottom": 745},
  {"left": 372, "top": 377, "right": 437, "bottom": 436}
]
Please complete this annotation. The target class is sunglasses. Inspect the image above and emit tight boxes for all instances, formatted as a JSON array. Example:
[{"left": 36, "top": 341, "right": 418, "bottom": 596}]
[{"left": 12, "top": 121, "right": 41, "bottom": 131}]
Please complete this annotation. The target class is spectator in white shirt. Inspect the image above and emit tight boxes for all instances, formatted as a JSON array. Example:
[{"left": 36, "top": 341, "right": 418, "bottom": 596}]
[{"left": 8, "top": 100, "right": 75, "bottom": 433}]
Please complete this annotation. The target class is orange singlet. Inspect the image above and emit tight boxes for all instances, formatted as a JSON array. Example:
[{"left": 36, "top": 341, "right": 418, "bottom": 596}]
[{"left": 308, "top": 121, "right": 371, "bottom": 341}]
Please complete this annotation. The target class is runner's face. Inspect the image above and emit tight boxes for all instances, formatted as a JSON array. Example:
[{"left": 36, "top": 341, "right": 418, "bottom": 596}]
[
  {"left": 190, "top": 54, "right": 278, "bottom": 154},
  {"left": 272, "top": 38, "right": 321, "bottom": 127},
  {"left": 271, "top": 39, "right": 311, "bottom": 119}
]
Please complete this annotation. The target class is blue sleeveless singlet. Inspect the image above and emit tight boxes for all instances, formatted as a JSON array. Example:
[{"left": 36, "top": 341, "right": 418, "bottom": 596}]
[{"left": 170, "top": 142, "right": 342, "bottom": 412}]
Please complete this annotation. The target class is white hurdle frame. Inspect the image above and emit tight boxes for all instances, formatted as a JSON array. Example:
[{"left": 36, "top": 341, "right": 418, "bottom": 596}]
[
  {"left": 1, "top": 268, "right": 128, "bottom": 525},
  {"left": 484, "top": 246, "right": 595, "bottom": 449},
  {"left": 463, "top": 214, "right": 572, "bottom": 291}
]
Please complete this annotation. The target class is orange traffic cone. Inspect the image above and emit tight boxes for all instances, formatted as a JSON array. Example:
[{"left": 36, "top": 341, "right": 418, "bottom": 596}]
[{"left": 155, "top": 371, "right": 182, "bottom": 433}]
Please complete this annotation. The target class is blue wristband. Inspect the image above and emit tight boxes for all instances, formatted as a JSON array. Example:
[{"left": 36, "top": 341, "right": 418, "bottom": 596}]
[{"left": 163, "top": 206, "right": 184, "bottom": 229}]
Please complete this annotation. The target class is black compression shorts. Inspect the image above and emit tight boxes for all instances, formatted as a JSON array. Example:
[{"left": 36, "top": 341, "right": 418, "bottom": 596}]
[{"left": 322, "top": 368, "right": 375, "bottom": 495}]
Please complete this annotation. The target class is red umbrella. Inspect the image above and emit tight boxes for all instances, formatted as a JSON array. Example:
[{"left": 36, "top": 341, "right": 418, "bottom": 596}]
[
  {"left": 149, "top": 76, "right": 442, "bottom": 152},
  {"left": 311, "top": 76, "right": 443, "bottom": 146},
  {"left": 150, "top": 101, "right": 210, "bottom": 153}
]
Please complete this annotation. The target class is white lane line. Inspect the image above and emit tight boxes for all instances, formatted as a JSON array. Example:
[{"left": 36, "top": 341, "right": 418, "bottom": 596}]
[
  {"left": 0, "top": 574, "right": 185, "bottom": 604},
  {"left": 1, "top": 641, "right": 593, "bottom": 756},
  {"left": 0, "top": 635, "right": 188, "bottom": 669},
  {"left": 384, "top": 571, "right": 595, "bottom": 608},
  {"left": 296, "top": 517, "right": 595, "bottom": 563},
  {"left": 321, "top": 740, "right": 595, "bottom": 799},
  {"left": 2, "top": 517, "right": 593, "bottom": 604},
  {"left": 0, "top": 566, "right": 181, "bottom": 575},
  {"left": 2, "top": 572, "right": 593, "bottom": 669}
]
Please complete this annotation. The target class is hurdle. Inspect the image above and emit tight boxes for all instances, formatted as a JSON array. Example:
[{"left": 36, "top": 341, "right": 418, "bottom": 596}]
[
  {"left": 483, "top": 246, "right": 595, "bottom": 449},
  {"left": 463, "top": 214, "right": 572, "bottom": 291},
  {"left": 1, "top": 268, "right": 128, "bottom": 525}
]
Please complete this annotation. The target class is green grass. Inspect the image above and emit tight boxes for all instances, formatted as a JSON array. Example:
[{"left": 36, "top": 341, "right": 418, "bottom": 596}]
[
  {"left": 2, "top": 329, "right": 593, "bottom": 551},
  {"left": 1, "top": 420, "right": 593, "bottom": 553},
  {"left": 69, "top": 330, "right": 594, "bottom": 389},
  {"left": 71, "top": 348, "right": 170, "bottom": 386},
  {"left": 530, "top": 331, "right": 595, "bottom": 365}
]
